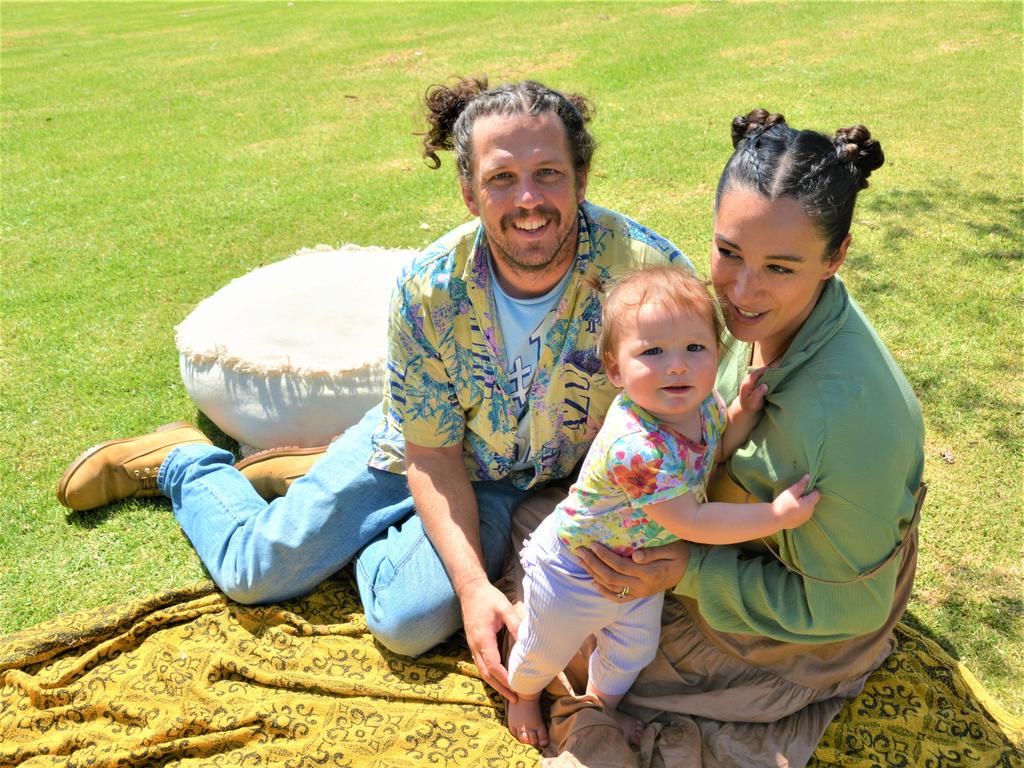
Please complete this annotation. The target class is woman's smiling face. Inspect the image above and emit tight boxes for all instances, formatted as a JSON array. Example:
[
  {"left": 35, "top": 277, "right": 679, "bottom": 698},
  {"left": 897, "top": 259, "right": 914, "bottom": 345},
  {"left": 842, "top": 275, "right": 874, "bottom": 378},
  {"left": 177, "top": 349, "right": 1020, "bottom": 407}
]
[{"left": 711, "top": 187, "right": 850, "bottom": 361}]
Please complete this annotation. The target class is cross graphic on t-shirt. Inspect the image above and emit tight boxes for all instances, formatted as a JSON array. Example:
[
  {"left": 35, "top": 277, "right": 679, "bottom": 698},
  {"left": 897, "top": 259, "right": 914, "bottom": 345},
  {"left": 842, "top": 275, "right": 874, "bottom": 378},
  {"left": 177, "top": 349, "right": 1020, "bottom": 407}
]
[
  {"left": 507, "top": 355, "right": 533, "bottom": 413},
  {"left": 507, "top": 333, "right": 543, "bottom": 413}
]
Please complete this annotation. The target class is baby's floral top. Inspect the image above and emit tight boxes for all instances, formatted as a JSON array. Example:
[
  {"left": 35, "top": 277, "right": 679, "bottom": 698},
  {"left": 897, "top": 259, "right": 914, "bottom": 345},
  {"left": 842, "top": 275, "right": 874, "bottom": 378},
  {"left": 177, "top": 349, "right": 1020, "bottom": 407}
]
[{"left": 556, "top": 391, "right": 727, "bottom": 554}]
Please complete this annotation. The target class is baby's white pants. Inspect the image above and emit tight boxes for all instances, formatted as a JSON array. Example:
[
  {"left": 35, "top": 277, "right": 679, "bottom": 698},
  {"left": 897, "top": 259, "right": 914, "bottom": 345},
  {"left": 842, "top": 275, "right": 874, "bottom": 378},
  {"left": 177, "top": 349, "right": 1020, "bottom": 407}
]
[{"left": 508, "top": 516, "right": 664, "bottom": 698}]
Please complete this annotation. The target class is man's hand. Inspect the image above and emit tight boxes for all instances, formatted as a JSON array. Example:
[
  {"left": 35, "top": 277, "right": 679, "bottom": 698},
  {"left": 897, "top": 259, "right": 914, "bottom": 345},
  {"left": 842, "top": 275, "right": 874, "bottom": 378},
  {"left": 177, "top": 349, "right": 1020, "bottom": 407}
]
[
  {"left": 460, "top": 577, "right": 522, "bottom": 702},
  {"left": 406, "top": 442, "right": 518, "bottom": 696},
  {"left": 576, "top": 539, "right": 689, "bottom": 600}
]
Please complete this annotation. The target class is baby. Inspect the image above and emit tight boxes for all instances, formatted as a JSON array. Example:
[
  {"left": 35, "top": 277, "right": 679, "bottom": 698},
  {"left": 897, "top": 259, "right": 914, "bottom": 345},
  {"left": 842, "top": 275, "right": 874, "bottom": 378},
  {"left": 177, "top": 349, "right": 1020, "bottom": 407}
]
[{"left": 506, "top": 265, "right": 820, "bottom": 747}]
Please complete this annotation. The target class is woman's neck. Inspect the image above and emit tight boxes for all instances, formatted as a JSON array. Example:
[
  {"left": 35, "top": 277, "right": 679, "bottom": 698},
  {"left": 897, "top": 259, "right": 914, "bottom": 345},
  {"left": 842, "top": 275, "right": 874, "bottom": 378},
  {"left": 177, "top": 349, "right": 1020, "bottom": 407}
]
[
  {"left": 750, "top": 280, "right": 830, "bottom": 368},
  {"left": 751, "top": 340, "right": 791, "bottom": 369}
]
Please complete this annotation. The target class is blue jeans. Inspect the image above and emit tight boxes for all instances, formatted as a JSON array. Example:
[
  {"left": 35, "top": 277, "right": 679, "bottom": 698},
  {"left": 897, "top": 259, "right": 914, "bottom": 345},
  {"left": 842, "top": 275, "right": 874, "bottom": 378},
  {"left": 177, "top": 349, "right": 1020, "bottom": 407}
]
[{"left": 159, "top": 406, "right": 533, "bottom": 656}]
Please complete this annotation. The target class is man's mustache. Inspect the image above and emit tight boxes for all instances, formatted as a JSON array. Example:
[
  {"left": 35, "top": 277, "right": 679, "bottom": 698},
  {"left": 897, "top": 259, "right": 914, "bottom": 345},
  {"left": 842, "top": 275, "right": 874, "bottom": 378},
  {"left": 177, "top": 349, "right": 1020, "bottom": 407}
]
[{"left": 501, "top": 207, "right": 561, "bottom": 231}]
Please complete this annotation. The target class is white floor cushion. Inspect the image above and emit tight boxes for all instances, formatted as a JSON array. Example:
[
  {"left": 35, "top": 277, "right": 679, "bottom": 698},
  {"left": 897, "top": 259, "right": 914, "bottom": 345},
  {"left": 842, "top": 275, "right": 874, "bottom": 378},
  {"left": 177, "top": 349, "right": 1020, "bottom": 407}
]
[{"left": 176, "top": 245, "right": 418, "bottom": 452}]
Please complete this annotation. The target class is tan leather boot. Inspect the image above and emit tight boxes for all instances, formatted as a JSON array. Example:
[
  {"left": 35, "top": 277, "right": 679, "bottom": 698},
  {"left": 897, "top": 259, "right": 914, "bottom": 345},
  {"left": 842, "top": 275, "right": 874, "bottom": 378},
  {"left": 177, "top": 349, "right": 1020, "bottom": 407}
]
[
  {"left": 57, "top": 422, "right": 212, "bottom": 511},
  {"left": 235, "top": 446, "right": 327, "bottom": 501}
]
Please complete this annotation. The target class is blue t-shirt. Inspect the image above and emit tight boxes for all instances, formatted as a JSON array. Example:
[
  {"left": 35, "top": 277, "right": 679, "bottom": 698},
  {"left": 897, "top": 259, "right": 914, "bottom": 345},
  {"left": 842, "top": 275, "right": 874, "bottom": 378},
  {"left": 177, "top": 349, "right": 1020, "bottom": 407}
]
[{"left": 490, "top": 256, "right": 573, "bottom": 469}]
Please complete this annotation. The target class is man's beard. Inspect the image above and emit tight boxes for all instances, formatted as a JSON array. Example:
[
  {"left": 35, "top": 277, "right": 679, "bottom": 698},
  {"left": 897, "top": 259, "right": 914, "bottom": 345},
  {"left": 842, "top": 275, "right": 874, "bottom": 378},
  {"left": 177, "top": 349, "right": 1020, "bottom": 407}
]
[{"left": 492, "top": 205, "right": 577, "bottom": 274}]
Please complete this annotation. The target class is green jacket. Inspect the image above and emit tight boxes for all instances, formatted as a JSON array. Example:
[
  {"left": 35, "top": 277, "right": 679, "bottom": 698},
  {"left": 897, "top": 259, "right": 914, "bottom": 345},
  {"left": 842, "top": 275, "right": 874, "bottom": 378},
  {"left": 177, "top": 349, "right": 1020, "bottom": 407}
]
[{"left": 675, "top": 277, "right": 925, "bottom": 644}]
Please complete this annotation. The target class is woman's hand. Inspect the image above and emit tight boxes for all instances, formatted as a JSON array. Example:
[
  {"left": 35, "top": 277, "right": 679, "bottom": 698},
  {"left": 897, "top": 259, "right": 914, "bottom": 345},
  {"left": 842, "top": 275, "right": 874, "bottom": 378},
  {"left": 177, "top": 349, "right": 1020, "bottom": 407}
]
[{"left": 576, "top": 539, "right": 690, "bottom": 600}]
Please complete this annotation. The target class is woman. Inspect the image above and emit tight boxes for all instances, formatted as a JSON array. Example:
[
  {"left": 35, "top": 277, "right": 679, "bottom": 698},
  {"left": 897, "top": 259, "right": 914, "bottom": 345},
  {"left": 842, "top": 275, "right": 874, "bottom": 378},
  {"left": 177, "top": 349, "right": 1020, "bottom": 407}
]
[{"left": 509, "top": 109, "right": 926, "bottom": 766}]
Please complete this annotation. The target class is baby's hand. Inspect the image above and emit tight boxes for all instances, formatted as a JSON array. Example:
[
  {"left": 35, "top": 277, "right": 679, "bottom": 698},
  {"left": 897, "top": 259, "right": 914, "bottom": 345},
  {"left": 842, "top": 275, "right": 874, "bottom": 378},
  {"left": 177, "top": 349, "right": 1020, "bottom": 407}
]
[
  {"left": 736, "top": 367, "right": 768, "bottom": 415},
  {"left": 771, "top": 474, "right": 820, "bottom": 530}
]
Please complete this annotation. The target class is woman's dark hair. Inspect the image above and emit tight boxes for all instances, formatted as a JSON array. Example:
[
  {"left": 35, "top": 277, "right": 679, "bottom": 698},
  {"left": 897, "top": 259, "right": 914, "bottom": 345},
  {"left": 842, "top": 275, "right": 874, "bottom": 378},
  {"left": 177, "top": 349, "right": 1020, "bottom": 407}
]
[
  {"left": 421, "top": 76, "right": 596, "bottom": 181},
  {"left": 715, "top": 108, "right": 885, "bottom": 257}
]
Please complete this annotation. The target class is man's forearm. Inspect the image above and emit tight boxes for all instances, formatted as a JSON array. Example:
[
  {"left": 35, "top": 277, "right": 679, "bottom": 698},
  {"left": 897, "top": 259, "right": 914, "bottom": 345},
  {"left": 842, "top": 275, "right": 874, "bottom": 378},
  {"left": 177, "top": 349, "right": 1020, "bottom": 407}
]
[
  {"left": 404, "top": 442, "right": 487, "bottom": 596},
  {"left": 405, "top": 441, "right": 522, "bottom": 700}
]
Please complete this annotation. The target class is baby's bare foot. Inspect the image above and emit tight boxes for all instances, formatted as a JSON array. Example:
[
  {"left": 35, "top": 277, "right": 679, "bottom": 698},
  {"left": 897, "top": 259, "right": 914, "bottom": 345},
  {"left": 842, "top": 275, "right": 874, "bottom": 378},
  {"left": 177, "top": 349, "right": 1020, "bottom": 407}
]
[
  {"left": 614, "top": 709, "right": 645, "bottom": 747},
  {"left": 507, "top": 696, "right": 549, "bottom": 748}
]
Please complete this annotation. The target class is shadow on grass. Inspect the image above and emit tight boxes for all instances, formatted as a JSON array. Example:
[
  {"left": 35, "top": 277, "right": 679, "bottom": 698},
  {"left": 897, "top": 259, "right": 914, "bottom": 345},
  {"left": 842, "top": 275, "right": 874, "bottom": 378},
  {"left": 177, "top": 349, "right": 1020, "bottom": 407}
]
[
  {"left": 863, "top": 181, "right": 1023, "bottom": 263},
  {"left": 907, "top": 560, "right": 1024, "bottom": 673},
  {"left": 909, "top": 373, "right": 1020, "bottom": 445},
  {"left": 847, "top": 184, "right": 1021, "bottom": 335},
  {"left": 901, "top": 610, "right": 957, "bottom": 657},
  {"left": 67, "top": 497, "right": 173, "bottom": 531}
]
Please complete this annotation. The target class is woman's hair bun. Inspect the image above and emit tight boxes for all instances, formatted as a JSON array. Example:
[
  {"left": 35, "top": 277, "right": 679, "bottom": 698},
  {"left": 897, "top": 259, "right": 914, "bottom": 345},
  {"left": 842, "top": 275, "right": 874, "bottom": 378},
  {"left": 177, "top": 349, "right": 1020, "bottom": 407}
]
[
  {"left": 422, "top": 75, "right": 489, "bottom": 169},
  {"left": 730, "top": 108, "right": 787, "bottom": 148},
  {"left": 833, "top": 124, "right": 885, "bottom": 189}
]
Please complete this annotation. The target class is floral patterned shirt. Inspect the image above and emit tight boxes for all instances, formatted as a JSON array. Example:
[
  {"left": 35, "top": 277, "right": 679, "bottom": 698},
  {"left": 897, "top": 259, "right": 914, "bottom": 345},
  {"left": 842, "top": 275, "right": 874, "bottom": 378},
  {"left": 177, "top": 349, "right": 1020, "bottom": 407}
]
[
  {"left": 556, "top": 391, "right": 728, "bottom": 555},
  {"left": 369, "top": 202, "right": 688, "bottom": 489}
]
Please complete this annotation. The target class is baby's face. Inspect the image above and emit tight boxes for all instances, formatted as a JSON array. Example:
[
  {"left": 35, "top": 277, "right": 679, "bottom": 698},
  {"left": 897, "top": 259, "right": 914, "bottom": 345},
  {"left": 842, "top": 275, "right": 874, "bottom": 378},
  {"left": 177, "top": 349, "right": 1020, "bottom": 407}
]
[{"left": 605, "top": 304, "right": 719, "bottom": 434}]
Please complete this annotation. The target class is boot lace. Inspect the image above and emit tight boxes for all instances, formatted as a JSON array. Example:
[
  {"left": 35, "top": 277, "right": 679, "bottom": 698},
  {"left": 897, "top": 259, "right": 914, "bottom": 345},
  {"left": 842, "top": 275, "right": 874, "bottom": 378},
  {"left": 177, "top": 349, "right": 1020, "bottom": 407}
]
[{"left": 133, "top": 466, "right": 159, "bottom": 491}]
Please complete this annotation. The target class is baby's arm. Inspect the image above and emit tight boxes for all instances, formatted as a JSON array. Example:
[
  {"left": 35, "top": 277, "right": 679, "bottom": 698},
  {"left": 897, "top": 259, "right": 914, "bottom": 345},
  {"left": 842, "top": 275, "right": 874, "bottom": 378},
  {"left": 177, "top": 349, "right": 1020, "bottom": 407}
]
[
  {"left": 715, "top": 368, "right": 768, "bottom": 463},
  {"left": 645, "top": 475, "right": 820, "bottom": 544}
]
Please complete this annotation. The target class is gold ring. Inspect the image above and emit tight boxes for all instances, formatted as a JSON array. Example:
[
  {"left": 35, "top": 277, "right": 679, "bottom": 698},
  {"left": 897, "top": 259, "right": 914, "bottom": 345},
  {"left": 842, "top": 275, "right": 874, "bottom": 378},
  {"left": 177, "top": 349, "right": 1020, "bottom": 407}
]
[{"left": 617, "top": 586, "right": 630, "bottom": 599}]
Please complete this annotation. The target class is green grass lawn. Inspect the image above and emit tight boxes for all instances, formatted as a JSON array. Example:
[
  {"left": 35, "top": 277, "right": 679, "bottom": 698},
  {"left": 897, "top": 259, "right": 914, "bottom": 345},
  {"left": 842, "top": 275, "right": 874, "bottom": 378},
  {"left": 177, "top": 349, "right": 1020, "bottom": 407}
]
[{"left": 2, "top": 1, "right": 1021, "bottom": 717}]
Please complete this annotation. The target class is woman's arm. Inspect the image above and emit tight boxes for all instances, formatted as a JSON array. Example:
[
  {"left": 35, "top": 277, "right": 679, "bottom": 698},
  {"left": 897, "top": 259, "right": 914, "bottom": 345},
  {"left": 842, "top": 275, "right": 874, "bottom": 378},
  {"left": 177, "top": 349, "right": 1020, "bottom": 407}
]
[
  {"left": 580, "top": 495, "right": 900, "bottom": 643},
  {"left": 576, "top": 539, "right": 690, "bottom": 600},
  {"left": 580, "top": 476, "right": 909, "bottom": 642}
]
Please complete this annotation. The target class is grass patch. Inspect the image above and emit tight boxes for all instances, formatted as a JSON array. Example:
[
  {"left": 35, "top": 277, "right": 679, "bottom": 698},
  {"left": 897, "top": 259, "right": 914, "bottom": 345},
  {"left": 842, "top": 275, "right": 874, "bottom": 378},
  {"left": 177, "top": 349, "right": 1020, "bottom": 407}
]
[{"left": 2, "top": 1, "right": 1021, "bottom": 716}]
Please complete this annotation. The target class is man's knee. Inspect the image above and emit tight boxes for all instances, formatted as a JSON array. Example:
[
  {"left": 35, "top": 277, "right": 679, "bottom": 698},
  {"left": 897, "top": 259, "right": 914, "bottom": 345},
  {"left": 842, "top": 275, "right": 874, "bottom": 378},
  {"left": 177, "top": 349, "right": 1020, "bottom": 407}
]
[
  {"left": 365, "top": 605, "right": 461, "bottom": 657},
  {"left": 362, "top": 579, "right": 462, "bottom": 657},
  {"left": 214, "top": 566, "right": 299, "bottom": 607}
]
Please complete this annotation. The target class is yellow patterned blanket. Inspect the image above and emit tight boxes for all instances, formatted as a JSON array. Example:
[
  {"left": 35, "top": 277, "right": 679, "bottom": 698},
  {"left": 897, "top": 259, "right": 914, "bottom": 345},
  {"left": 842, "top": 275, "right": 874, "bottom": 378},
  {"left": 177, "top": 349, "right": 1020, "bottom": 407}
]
[{"left": 2, "top": 576, "right": 1021, "bottom": 767}]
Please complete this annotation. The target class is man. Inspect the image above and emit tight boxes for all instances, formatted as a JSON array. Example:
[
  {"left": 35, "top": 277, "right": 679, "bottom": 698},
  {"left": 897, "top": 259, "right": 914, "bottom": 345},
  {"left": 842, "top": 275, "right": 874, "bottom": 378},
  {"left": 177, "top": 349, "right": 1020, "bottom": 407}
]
[{"left": 58, "top": 77, "right": 689, "bottom": 701}]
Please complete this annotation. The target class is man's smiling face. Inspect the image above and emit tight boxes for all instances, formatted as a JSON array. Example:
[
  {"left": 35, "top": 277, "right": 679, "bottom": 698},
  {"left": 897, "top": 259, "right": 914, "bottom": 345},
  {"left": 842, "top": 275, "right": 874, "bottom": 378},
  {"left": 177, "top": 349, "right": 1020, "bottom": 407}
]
[{"left": 461, "top": 112, "right": 588, "bottom": 298}]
